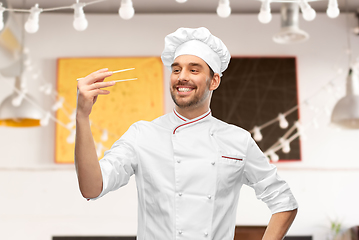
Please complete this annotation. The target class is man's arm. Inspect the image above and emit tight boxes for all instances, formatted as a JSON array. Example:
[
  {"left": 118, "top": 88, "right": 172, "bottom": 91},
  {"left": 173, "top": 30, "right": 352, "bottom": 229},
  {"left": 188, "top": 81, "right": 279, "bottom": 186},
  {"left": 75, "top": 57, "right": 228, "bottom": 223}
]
[
  {"left": 262, "top": 208, "right": 298, "bottom": 240},
  {"left": 74, "top": 68, "right": 114, "bottom": 199}
]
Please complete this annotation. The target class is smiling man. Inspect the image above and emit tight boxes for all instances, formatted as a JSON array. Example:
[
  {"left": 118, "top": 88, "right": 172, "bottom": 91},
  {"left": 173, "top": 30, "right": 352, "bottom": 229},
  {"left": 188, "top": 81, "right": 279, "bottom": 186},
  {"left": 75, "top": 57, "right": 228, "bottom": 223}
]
[{"left": 75, "top": 27, "right": 298, "bottom": 240}]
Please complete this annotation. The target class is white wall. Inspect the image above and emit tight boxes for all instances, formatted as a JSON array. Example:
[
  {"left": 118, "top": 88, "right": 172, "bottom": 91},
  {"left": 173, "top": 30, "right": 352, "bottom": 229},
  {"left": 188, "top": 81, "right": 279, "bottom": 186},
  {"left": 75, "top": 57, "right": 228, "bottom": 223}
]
[{"left": 0, "top": 12, "right": 359, "bottom": 240}]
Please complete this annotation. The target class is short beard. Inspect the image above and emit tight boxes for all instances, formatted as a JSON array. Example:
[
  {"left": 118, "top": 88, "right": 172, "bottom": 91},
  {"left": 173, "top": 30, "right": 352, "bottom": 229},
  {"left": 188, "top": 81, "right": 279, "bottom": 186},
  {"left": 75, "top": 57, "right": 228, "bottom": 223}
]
[{"left": 170, "top": 78, "right": 211, "bottom": 109}]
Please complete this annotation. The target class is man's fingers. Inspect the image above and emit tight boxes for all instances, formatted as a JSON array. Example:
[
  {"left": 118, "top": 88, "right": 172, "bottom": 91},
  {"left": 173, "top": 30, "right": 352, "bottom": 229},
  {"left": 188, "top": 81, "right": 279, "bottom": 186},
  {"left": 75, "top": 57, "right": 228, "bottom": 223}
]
[
  {"left": 78, "top": 69, "right": 113, "bottom": 85},
  {"left": 92, "top": 89, "right": 111, "bottom": 95},
  {"left": 94, "top": 68, "right": 109, "bottom": 74},
  {"left": 88, "top": 81, "right": 115, "bottom": 91},
  {"left": 87, "top": 71, "right": 113, "bottom": 84}
]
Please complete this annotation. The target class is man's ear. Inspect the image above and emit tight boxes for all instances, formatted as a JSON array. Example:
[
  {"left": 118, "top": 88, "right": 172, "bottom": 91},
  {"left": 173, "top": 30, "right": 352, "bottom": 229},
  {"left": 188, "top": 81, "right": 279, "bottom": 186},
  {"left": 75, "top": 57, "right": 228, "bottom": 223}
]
[{"left": 209, "top": 73, "right": 221, "bottom": 91}]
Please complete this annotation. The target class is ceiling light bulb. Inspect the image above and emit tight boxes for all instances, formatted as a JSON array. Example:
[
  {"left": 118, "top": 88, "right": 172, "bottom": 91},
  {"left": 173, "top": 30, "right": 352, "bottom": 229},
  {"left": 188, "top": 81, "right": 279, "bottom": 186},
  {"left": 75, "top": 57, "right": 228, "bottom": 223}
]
[
  {"left": 299, "top": 0, "right": 316, "bottom": 21},
  {"left": 253, "top": 126, "right": 263, "bottom": 141},
  {"left": 25, "top": 4, "right": 42, "bottom": 33},
  {"left": 258, "top": 0, "right": 272, "bottom": 24},
  {"left": 0, "top": 3, "right": 5, "bottom": 31},
  {"left": 327, "top": 0, "right": 340, "bottom": 18},
  {"left": 217, "top": 0, "right": 231, "bottom": 18},
  {"left": 119, "top": 0, "right": 135, "bottom": 20},
  {"left": 176, "top": 0, "right": 187, "bottom": 3},
  {"left": 278, "top": 113, "right": 289, "bottom": 129},
  {"left": 73, "top": 2, "right": 88, "bottom": 31}
]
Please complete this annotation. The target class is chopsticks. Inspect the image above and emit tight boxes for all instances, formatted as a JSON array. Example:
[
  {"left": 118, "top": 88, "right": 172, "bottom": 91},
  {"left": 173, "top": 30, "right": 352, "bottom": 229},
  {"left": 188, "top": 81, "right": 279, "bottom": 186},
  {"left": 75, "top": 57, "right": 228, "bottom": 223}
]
[{"left": 77, "top": 68, "right": 137, "bottom": 82}]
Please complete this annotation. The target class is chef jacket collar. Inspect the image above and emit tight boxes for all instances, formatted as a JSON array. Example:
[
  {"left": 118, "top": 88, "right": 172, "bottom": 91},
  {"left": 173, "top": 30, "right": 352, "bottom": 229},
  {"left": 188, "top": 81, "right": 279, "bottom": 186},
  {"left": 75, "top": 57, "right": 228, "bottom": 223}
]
[{"left": 171, "top": 109, "right": 212, "bottom": 133}]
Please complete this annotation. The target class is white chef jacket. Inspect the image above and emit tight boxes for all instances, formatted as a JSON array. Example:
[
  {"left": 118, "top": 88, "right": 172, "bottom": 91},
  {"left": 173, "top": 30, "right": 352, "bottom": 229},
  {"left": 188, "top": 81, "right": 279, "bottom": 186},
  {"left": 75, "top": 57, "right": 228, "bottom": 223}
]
[{"left": 92, "top": 109, "right": 298, "bottom": 240}]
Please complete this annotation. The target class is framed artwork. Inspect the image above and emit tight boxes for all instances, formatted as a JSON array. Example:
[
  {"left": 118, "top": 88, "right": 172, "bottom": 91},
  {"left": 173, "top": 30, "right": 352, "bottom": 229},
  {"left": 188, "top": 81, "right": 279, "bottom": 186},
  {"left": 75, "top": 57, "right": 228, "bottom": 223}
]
[
  {"left": 211, "top": 57, "right": 301, "bottom": 162},
  {"left": 55, "top": 57, "right": 164, "bottom": 164}
]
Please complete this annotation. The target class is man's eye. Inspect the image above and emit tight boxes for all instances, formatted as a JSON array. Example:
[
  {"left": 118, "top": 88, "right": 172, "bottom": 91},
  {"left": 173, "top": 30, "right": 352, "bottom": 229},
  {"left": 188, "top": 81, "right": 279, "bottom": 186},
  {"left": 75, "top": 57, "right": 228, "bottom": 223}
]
[
  {"left": 173, "top": 69, "right": 180, "bottom": 73},
  {"left": 191, "top": 69, "right": 198, "bottom": 73}
]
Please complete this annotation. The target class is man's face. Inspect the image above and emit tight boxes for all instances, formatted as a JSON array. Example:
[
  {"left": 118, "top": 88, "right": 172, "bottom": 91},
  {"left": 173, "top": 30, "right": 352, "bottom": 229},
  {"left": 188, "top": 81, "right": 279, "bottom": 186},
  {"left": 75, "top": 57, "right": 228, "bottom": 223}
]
[{"left": 170, "top": 55, "right": 213, "bottom": 110}]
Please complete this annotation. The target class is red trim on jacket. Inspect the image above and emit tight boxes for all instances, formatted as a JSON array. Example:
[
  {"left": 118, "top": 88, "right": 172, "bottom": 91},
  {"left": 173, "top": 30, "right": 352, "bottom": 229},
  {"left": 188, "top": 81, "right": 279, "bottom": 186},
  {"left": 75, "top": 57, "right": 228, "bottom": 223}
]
[
  {"left": 222, "top": 156, "right": 243, "bottom": 161},
  {"left": 173, "top": 110, "right": 187, "bottom": 122},
  {"left": 173, "top": 111, "right": 211, "bottom": 134}
]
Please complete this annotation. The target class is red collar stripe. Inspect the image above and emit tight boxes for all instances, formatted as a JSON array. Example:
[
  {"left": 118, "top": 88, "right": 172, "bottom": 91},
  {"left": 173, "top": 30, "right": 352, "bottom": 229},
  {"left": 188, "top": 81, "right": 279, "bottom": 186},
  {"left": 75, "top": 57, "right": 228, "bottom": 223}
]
[
  {"left": 173, "top": 111, "right": 211, "bottom": 134},
  {"left": 173, "top": 110, "right": 187, "bottom": 122}
]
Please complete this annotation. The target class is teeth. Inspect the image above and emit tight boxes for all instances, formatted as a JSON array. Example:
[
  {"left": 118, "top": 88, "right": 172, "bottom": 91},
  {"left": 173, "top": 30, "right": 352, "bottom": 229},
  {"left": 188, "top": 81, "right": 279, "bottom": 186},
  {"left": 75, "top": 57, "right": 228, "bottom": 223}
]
[{"left": 178, "top": 87, "right": 192, "bottom": 92}]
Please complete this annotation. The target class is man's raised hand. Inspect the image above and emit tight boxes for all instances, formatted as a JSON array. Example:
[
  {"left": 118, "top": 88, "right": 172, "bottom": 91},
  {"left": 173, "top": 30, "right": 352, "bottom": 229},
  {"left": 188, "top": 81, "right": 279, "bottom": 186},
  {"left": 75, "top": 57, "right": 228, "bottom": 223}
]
[{"left": 76, "top": 68, "right": 115, "bottom": 119}]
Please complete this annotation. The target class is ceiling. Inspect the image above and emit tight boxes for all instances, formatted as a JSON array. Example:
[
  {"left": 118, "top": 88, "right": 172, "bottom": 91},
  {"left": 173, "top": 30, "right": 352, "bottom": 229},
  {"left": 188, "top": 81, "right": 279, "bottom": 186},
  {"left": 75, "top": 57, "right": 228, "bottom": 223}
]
[{"left": 5, "top": 0, "right": 359, "bottom": 15}]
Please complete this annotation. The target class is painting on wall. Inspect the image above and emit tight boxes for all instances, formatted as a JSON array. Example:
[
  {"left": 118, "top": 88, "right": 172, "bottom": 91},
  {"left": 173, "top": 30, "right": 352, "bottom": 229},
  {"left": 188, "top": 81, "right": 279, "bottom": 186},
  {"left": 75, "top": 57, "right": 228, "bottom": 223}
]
[
  {"left": 211, "top": 57, "right": 301, "bottom": 162},
  {"left": 55, "top": 57, "right": 164, "bottom": 164}
]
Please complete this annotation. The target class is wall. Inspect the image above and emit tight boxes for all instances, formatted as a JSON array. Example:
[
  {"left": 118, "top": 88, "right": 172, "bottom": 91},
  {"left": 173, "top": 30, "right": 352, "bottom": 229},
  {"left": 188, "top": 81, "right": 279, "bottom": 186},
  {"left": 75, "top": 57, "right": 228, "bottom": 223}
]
[{"left": 0, "top": 12, "right": 359, "bottom": 240}]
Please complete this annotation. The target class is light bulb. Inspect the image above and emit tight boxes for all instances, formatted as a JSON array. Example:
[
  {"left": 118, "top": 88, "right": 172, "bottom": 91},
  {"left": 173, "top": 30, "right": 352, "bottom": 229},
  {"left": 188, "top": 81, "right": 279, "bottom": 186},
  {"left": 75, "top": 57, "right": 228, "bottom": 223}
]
[
  {"left": 327, "top": 0, "right": 340, "bottom": 18},
  {"left": 253, "top": 126, "right": 263, "bottom": 142},
  {"left": 67, "top": 129, "right": 76, "bottom": 144},
  {"left": 73, "top": 2, "right": 88, "bottom": 31},
  {"left": 52, "top": 97, "right": 64, "bottom": 111},
  {"left": 268, "top": 150, "right": 279, "bottom": 162},
  {"left": 70, "top": 109, "right": 76, "bottom": 121},
  {"left": 176, "top": 0, "right": 187, "bottom": 3},
  {"left": 327, "top": 0, "right": 339, "bottom": 18},
  {"left": 96, "top": 142, "right": 104, "bottom": 157},
  {"left": 119, "top": 0, "right": 135, "bottom": 20},
  {"left": 66, "top": 120, "right": 76, "bottom": 129},
  {"left": 101, "top": 129, "right": 108, "bottom": 142},
  {"left": 0, "top": 3, "right": 5, "bottom": 31},
  {"left": 299, "top": 0, "right": 316, "bottom": 21},
  {"left": 217, "top": 0, "right": 231, "bottom": 18},
  {"left": 73, "top": 17, "right": 88, "bottom": 31},
  {"left": 25, "top": 4, "right": 42, "bottom": 33},
  {"left": 258, "top": 0, "right": 272, "bottom": 24},
  {"left": 40, "top": 112, "right": 51, "bottom": 126},
  {"left": 279, "top": 138, "right": 291, "bottom": 153},
  {"left": 278, "top": 113, "right": 289, "bottom": 129}
]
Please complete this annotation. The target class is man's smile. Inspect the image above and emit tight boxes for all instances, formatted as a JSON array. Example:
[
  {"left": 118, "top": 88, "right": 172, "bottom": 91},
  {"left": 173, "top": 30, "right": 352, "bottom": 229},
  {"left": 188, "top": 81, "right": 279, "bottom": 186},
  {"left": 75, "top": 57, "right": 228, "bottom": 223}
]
[{"left": 177, "top": 87, "right": 194, "bottom": 93}]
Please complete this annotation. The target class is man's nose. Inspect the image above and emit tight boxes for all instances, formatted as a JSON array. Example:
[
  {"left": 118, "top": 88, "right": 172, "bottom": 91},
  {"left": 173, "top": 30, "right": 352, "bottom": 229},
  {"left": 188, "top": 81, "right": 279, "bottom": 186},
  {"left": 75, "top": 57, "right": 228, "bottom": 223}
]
[{"left": 178, "top": 70, "right": 189, "bottom": 81}]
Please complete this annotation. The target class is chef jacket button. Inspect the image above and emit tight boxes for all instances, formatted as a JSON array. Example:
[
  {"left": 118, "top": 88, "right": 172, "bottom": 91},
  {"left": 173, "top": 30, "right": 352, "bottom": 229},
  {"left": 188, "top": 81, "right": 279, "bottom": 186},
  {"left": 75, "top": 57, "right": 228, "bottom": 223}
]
[
  {"left": 204, "top": 232, "right": 208, "bottom": 237},
  {"left": 179, "top": 192, "right": 182, "bottom": 196},
  {"left": 211, "top": 161, "right": 215, "bottom": 165},
  {"left": 210, "top": 133, "right": 214, "bottom": 136},
  {"left": 207, "top": 195, "right": 212, "bottom": 199},
  {"left": 177, "top": 159, "right": 181, "bottom": 163},
  {"left": 178, "top": 230, "right": 183, "bottom": 234}
]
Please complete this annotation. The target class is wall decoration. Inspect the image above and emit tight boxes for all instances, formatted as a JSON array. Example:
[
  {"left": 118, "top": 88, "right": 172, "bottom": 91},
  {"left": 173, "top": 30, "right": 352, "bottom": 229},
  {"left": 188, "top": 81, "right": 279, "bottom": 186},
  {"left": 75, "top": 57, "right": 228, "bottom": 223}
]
[
  {"left": 211, "top": 57, "right": 301, "bottom": 162},
  {"left": 55, "top": 57, "right": 164, "bottom": 164}
]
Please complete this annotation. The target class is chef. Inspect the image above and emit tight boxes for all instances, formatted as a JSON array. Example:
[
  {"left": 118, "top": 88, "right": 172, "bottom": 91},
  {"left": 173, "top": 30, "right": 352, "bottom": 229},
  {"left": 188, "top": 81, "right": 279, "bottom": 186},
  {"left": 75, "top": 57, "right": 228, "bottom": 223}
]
[{"left": 75, "top": 27, "right": 298, "bottom": 240}]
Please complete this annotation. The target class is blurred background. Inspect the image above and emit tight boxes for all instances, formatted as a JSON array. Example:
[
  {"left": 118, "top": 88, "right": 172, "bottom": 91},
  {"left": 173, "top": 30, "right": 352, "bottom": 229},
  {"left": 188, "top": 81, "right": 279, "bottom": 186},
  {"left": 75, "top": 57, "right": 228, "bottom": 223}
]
[{"left": 0, "top": 0, "right": 359, "bottom": 239}]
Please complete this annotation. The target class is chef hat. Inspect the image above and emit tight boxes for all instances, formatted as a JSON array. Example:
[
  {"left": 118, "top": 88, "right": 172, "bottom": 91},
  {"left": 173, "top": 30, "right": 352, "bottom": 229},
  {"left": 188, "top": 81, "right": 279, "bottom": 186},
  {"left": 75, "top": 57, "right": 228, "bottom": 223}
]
[{"left": 161, "top": 27, "right": 231, "bottom": 77}]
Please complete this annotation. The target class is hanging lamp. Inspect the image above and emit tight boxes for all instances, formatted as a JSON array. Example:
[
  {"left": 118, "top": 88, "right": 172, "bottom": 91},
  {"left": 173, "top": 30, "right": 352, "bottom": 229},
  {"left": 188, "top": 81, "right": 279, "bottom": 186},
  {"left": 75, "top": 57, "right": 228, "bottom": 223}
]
[
  {"left": 0, "top": 74, "right": 43, "bottom": 127},
  {"left": 273, "top": 2, "right": 309, "bottom": 44},
  {"left": 0, "top": 7, "right": 43, "bottom": 127},
  {"left": 331, "top": 69, "right": 359, "bottom": 129}
]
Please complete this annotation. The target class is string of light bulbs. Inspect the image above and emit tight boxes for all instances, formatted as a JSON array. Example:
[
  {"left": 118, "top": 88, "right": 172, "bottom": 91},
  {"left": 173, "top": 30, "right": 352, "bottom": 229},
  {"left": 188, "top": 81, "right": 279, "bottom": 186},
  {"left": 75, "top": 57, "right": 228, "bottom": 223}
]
[
  {"left": 0, "top": 0, "right": 135, "bottom": 33},
  {"left": 0, "top": 0, "right": 341, "bottom": 33},
  {"left": 257, "top": 67, "right": 346, "bottom": 162}
]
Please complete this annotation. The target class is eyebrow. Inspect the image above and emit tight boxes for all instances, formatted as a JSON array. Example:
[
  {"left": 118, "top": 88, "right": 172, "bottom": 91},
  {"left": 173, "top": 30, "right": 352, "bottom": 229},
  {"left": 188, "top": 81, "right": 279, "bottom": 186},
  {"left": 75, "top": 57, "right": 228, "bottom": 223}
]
[{"left": 171, "top": 62, "right": 204, "bottom": 69}]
